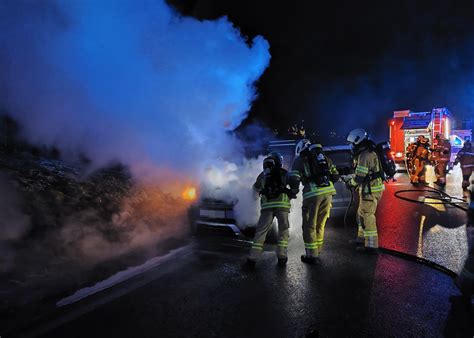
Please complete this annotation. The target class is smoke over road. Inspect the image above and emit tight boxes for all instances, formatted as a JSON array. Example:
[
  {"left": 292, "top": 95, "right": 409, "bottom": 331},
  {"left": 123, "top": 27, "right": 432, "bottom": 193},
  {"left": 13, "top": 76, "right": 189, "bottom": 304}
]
[{"left": 0, "top": 0, "right": 271, "bottom": 278}]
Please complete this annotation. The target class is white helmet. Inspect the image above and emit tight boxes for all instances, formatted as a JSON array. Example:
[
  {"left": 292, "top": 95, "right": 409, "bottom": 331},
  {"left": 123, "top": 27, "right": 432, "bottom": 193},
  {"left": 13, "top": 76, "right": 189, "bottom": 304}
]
[
  {"left": 346, "top": 128, "right": 368, "bottom": 145},
  {"left": 309, "top": 143, "right": 323, "bottom": 151},
  {"left": 295, "top": 139, "right": 311, "bottom": 156}
]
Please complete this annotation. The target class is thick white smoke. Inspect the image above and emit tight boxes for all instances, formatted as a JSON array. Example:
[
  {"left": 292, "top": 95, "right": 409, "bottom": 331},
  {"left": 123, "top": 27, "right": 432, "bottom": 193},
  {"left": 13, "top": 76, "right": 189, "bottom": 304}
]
[
  {"left": 201, "top": 157, "right": 263, "bottom": 227},
  {"left": 201, "top": 157, "right": 303, "bottom": 231},
  {"left": 0, "top": 0, "right": 270, "bottom": 182}
]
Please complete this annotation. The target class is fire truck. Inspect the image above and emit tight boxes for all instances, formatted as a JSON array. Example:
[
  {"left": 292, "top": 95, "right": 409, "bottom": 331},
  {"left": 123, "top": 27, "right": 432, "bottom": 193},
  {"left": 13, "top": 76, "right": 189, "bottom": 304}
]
[{"left": 388, "top": 107, "right": 472, "bottom": 166}]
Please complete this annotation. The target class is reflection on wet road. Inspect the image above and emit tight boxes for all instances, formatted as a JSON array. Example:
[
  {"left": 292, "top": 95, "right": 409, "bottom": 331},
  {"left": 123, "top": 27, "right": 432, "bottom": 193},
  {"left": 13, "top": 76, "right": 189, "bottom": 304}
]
[
  {"left": 26, "top": 166, "right": 474, "bottom": 338},
  {"left": 377, "top": 166, "right": 470, "bottom": 273}
]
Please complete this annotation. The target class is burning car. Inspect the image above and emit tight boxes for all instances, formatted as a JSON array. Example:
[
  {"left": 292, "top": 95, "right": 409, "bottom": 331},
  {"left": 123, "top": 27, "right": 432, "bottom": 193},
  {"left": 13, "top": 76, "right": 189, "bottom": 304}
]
[{"left": 190, "top": 140, "right": 355, "bottom": 240}]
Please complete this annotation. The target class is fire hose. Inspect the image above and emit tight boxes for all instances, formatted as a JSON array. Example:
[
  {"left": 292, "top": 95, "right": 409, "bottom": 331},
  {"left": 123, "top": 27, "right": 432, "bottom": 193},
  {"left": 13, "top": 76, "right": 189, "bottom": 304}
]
[
  {"left": 341, "top": 177, "right": 469, "bottom": 226},
  {"left": 390, "top": 186, "right": 470, "bottom": 280},
  {"left": 393, "top": 185, "right": 469, "bottom": 212},
  {"left": 340, "top": 178, "right": 467, "bottom": 279},
  {"left": 340, "top": 176, "right": 355, "bottom": 229}
]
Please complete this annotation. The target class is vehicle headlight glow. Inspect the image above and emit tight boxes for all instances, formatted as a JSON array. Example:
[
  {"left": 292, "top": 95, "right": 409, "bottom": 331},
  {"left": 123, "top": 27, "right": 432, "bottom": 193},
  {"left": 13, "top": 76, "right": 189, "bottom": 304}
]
[{"left": 182, "top": 187, "right": 197, "bottom": 201}]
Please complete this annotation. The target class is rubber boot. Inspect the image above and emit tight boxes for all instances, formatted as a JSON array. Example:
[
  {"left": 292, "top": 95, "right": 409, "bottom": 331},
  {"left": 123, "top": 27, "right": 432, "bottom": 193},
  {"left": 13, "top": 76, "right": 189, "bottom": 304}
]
[{"left": 301, "top": 255, "right": 321, "bottom": 265}]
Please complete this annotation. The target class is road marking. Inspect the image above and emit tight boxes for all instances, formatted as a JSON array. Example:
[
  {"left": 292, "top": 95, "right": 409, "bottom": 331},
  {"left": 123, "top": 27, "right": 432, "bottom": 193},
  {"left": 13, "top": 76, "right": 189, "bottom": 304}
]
[
  {"left": 417, "top": 215, "right": 426, "bottom": 257},
  {"left": 56, "top": 245, "right": 192, "bottom": 307}
]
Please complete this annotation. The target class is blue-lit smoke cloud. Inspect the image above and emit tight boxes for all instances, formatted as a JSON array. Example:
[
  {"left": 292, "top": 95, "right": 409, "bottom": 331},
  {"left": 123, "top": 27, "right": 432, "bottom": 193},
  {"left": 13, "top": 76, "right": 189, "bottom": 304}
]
[{"left": 0, "top": 0, "right": 270, "bottom": 181}]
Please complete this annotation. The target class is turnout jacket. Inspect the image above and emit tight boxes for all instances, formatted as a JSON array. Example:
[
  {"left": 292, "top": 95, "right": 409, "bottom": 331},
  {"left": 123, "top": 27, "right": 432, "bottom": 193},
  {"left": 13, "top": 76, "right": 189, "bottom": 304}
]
[
  {"left": 430, "top": 139, "right": 451, "bottom": 163},
  {"left": 414, "top": 143, "right": 430, "bottom": 161},
  {"left": 455, "top": 146, "right": 474, "bottom": 169},
  {"left": 289, "top": 156, "right": 337, "bottom": 200},
  {"left": 351, "top": 147, "right": 385, "bottom": 195}
]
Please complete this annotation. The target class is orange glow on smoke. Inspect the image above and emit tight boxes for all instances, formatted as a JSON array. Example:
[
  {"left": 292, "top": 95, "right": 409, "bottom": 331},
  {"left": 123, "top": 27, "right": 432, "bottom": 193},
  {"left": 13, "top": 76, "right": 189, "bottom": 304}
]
[{"left": 182, "top": 187, "right": 197, "bottom": 201}]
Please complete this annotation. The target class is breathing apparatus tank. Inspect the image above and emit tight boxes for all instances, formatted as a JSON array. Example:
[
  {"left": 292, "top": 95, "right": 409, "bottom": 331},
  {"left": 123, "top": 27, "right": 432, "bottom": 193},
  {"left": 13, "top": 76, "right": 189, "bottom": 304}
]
[
  {"left": 303, "top": 144, "right": 331, "bottom": 187},
  {"left": 262, "top": 156, "right": 284, "bottom": 199}
]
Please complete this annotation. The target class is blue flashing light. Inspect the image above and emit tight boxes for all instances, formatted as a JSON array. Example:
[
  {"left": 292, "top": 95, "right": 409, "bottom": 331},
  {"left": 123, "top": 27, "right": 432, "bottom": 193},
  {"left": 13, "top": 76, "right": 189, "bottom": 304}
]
[{"left": 452, "top": 136, "right": 463, "bottom": 146}]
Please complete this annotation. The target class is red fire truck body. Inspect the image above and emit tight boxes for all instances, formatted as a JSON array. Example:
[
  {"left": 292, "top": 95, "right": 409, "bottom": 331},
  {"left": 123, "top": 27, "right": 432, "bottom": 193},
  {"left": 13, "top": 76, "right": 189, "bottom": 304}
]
[{"left": 389, "top": 108, "right": 452, "bottom": 163}]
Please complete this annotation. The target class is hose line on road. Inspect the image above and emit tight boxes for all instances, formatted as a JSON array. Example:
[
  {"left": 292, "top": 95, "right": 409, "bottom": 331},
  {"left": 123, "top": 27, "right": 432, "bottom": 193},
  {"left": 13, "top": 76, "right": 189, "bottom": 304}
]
[
  {"left": 393, "top": 186, "right": 469, "bottom": 212},
  {"left": 378, "top": 247, "right": 458, "bottom": 277},
  {"left": 341, "top": 181, "right": 464, "bottom": 278}
]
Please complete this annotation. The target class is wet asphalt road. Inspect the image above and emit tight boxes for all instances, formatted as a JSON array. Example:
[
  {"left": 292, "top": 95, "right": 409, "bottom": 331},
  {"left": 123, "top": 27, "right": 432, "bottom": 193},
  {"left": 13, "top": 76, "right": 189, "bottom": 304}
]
[
  {"left": 24, "top": 170, "right": 473, "bottom": 338},
  {"left": 378, "top": 168, "right": 470, "bottom": 273}
]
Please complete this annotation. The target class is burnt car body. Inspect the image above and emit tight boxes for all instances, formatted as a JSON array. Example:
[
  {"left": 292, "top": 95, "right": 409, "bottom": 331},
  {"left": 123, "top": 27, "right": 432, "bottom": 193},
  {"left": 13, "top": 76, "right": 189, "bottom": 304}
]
[{"left": 191, "top": 140, "right": 356, "bottom": 239}]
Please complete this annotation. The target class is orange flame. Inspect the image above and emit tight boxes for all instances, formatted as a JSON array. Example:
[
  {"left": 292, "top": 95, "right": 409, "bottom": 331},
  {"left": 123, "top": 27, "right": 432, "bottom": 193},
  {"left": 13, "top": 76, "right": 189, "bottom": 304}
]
[{"left": 181, "top": 187, "right": 197, "bottom": 201}]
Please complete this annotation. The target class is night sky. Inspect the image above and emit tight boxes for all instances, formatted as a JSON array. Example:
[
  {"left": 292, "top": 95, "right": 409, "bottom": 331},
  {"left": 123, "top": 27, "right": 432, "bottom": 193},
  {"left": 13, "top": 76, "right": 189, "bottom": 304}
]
[{"left": 170, "top": 0, "right": 474, "bottom": 142}]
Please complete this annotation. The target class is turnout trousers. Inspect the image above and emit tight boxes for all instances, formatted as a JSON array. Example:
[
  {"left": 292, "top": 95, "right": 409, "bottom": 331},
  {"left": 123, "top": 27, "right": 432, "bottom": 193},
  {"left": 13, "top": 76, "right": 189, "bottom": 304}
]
[
  {"left": 411, "top": 158, "right": 427, "bottom": 184},
  {"left": 302, "top": 194, "right": 333, "bottom": 257},
  {"left": 248, "top": 210, "right": 289, "bottom": 260},
  {"left": 356, "top": 191, "right": 383, "bottom": 249},
  {"left": 435, "top": 160, "right": 448, "bottom": 184}
]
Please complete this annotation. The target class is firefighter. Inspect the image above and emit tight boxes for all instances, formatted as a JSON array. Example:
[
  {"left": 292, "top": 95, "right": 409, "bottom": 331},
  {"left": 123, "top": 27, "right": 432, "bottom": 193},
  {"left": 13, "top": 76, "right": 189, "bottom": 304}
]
[
  {"left": 247, "top": 152, "right": 297, "bottom": 267},
  {"left": 346, "top": 128, "right": 385, "bottom": 254},
  {"left": 289, "top": 141, "right": 339, "bottom": 264},
  {"left": 454, "top": 141, "right": 474, "bottom": 190},
  {"left": 410, "top": 135, "right": 430, "bottom": 185},
  {"left": 430, "top": 134, "right": 451, "bottom": 186}
]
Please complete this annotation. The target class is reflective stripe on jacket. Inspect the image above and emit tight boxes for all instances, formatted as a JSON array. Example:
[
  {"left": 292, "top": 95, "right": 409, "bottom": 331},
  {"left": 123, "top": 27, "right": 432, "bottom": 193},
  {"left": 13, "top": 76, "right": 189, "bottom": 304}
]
[
  {"left": 353, "top": 149, "right": 385, "bottom": 195},
  {"left": 253, "top": 171, "right": 291, "bottom": 211},
  {"left": 290, "top": 156, "right": 337, "bottom": 200}
]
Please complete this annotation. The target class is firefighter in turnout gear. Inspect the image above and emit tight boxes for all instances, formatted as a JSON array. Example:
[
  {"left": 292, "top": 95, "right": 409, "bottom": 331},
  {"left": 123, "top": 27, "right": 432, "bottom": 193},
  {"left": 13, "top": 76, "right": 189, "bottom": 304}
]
[
  {"left": 247, "top": 153, "right": 298, "bottom": 267},
  {"left": 290, "top": 141, "right": 339, "bottom": 264},
  {"left": 346, "top": 129, "right": 385, "bottom": 254},
  {"left": 430, "top": 134, "right": 451, "bottom": 186},
  {"left": 410, "top": 135, "right": 430, "bottom": 185},
  {"left": 454, "top": 141, "right": 474, "bottom": 190}
]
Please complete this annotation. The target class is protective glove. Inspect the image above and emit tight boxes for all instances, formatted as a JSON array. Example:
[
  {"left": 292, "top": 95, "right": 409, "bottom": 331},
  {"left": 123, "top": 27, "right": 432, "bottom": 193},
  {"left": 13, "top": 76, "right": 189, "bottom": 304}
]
[{"left": 345, "top": 178, "right": 357, "bottom": 190}]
